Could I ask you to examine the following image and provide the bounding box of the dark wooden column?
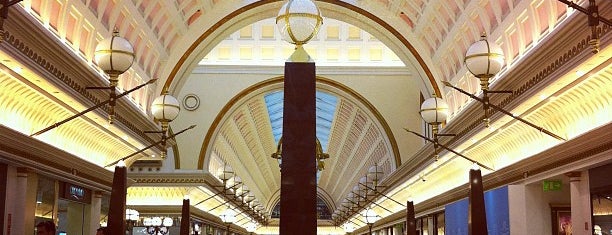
[469,169,488,235]
[107,164,127,235]
[0,163,7,235]
[279,61,317,235]
[180,198,190,235]
[406,200,416,235]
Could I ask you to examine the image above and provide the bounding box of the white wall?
[509,182,571,235]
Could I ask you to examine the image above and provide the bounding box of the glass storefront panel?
[100,193,110,227]
[593,193,612,235]
[34,176,56,224]
[436,213,445,235]
[590,163,612,235]
[57,199,86,235]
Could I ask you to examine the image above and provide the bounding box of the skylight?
[264,90,338,152]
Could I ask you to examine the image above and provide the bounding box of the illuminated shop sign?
[61,182,91,204]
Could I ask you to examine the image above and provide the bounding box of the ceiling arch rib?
[200,76,400,212]
[161,1,441,98]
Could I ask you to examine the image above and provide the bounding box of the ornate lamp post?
[150,93,181,158]
[364,207,379,235]
[143,217,173,235]
[276,0,323,62]
[275,1,323,233]
[419,97,450,161]
[217,164,234,187]
[464,34,505,127]
[93,30,135,124]
[367,164,384,190]
[125,209,139,235]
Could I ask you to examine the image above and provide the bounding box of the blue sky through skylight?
[264,90,338,152]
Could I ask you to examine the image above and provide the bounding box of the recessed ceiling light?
[575,70,585,77]
[13,67,22,73]
[539,94,547,100]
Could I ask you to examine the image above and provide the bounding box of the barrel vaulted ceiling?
[21,0,583,105]
[9,0,610,229]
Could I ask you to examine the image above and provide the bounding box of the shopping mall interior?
[0,0,610,234]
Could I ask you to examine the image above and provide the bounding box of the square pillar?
[279,61,317,235]
[469,169,488,235]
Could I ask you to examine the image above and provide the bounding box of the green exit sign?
[543,180,562,191]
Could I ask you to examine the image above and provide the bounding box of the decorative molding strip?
[374,20,611,228]
[383,19,610,192]
[2,9,165,150]
[130,172,214,186]
[3,32,158,145]
[192,64,412,76]
[0,125,115,192]
[133,177,208,184]
[445,24,610,147]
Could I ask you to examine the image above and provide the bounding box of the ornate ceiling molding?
[130,171,213,186]
[162,0,441,97]
[345,9,611,224]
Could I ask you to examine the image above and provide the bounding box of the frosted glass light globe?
[151,94,180,123]
[465,35,505,79]
[276,0,323,45]
[420,97,449,124]
[94,31,134,76]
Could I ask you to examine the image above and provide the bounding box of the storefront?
[33,176,111,235]
[590,163,612,235]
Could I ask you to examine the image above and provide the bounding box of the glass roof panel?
[264,90,338,152]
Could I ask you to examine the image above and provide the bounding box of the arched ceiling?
[10,0,611,231]
[21,0,578,117]
[200,77,399,211]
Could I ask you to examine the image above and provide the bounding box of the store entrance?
[590,162,612,235]
[57,199,87,235]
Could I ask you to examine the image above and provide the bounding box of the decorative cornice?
[130,171,214,186]
[352,12,611,229]
[0,125,115,192]
[3,8,162,150]
[132,177,208,185]
[192,64,412,76]
[383,14,610,194]
[443,21,610,149]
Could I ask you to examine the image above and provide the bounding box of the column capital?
[17,167,30,177]
[564,171,581,178]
